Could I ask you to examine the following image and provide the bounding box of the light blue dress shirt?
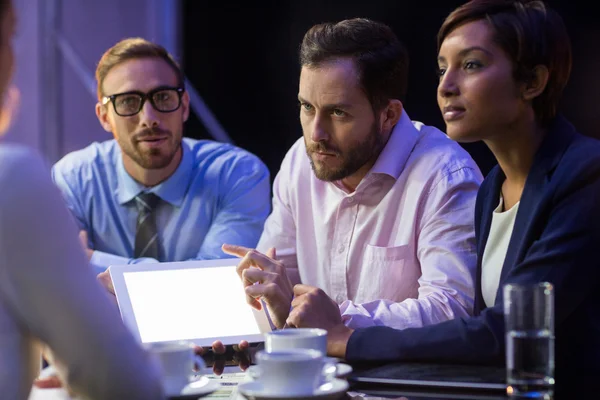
[51,138,271,272]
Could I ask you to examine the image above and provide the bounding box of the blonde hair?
[95,37,184,100]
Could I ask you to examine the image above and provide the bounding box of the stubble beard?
[307,122,384,182]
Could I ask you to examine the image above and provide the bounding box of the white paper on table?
[204,371,250,400]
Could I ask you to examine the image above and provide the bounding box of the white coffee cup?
[265,328,328,355]
[145,341,206,394]
[250,349,334,396]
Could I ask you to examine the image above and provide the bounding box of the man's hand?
[286,284,343,330]
[286,284,354,358]
[194,340,250,376]
[34,347,76,397]
[33,374,62,389]
[97,268,115,297]
[33,374,76,397]
[222,244,294,329]
[78,230,94,261]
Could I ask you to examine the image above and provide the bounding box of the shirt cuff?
[90,251,132,272]
[339,300,377,329]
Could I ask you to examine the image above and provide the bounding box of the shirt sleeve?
[90,251,158,272]
[52,163,158,272]
[50,160,88,232]
[256,148,300,276]
[92,160,272,265]
[0,148,164,399]
[194,152,272,260]
[340,166,481,329]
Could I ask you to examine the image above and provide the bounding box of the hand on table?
[194,340,250,375]
[222,244,294,329]
[33,348,76,397]
[286,284,354,358]
[33,375,76,397]
[286,284,343,329]
[33,375,61,389]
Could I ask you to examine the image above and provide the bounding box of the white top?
[0,144,164,400]
[258,112,482,329]
[481,196,520,307]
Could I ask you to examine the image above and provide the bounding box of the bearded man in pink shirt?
[223,18,482,331]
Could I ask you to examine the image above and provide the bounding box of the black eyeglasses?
[102,86,185,117]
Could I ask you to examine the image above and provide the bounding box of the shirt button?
[338,245,345,254]
[347,197,354,204]
[335,294,345,303]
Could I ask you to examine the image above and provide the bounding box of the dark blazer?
[346,116,600,393]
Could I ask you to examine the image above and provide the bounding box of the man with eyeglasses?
[51,37,271,274]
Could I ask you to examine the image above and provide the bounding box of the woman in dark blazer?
[287,0,600,396]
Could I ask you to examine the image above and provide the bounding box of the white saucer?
[238,378,348,400]
[167,375,221,399]
[321,357,352,378]
[248,363,352,380]
[334,363,352,378]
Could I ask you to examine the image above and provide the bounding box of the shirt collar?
[368,110,420,180]
[115,141,194,207]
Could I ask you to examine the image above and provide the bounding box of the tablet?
[349,362,507,393]
[109,258,272,347]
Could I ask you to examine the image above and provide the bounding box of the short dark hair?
[0,0,8,17]
[95,37,184,100]
[0,0,10,42]
[438,0,572,126]
[299,18,409,110]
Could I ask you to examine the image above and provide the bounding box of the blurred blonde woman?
[0,1,164,398]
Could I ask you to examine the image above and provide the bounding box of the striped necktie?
[134,192,161,260]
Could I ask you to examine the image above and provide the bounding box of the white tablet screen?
[111,261,271,346]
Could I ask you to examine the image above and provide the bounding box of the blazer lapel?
[495,116,577,303]
[475,167,503,314]
[496,164,546,292]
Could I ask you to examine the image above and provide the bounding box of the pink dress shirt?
[257,112,482,329]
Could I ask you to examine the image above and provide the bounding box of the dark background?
[181,0,597,179]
